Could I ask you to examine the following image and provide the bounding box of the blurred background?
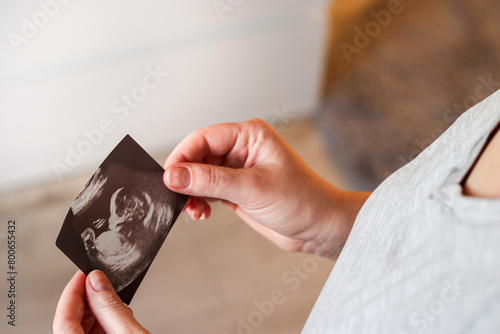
[0,0,499,333]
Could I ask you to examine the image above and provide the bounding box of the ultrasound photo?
[56,135,188,304]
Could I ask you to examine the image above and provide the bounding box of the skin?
[55,119,498,331]
[53,270,149,334]
[54,119,370,332]
[163,119,370,259]
[463,124,500,198]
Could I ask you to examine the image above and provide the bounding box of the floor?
[0,118,350,334]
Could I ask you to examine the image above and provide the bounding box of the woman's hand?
[53,270,150,334]
[164,119,370,259]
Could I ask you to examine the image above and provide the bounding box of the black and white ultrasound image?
[56,135,188,304]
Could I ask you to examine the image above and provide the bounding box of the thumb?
[164,163,258,202]
[86,270,149,334]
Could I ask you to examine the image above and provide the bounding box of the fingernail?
[166,166,191,189]
[89,270,113,292]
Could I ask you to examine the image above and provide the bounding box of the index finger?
[53,270,87,334]
[164,122,243,168]
[164,119,277,170]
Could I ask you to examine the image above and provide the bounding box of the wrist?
[302,184,370,260]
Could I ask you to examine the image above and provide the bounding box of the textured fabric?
[303,89,500,333]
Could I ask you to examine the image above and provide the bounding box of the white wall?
[0,0,329,192]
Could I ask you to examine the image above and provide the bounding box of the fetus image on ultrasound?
[73,165,176,293]
[56,135,188,303]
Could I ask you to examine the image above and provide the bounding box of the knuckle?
[251,118,276,135]
[94,291,123,314]
[187,128,208,147]
[191,127,205,138]
[247,118,270,129]
[246,119,278,144]
[206,166,222,191]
